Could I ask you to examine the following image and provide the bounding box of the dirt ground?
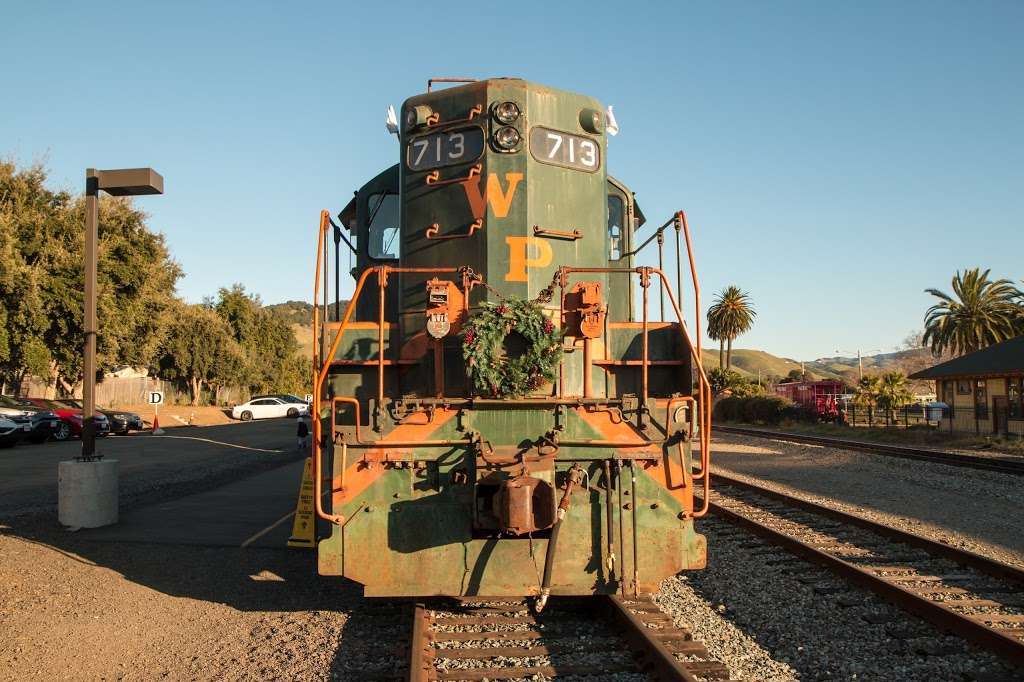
[114,404,238,428]
[0,528,379,681]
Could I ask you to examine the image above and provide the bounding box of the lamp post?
[835,348,882,382]
[81,168,163,461]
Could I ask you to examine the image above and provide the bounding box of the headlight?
[494,126,521,150]
[493,101,520,124]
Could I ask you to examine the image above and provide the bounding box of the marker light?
[494,101,520,124]
[494,126,521,149]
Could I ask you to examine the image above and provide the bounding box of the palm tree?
[706,286,756,370]
[876,371,915,425]
[706,313,726,369]
[853,374,881,424]
[923,269,1023,356]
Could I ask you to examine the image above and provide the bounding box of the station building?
[909,335,1024,437]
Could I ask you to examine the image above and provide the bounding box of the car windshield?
[56,399,82,409]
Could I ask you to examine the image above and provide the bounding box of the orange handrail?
[312,263,463,526]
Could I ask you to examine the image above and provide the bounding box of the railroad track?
[705,472,1024,669]
[407,595,729,681]
[715,425,1024,476]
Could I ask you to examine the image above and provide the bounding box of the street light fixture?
[81,168,163,461]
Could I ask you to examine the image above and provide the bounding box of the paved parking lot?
[0,420,304,520]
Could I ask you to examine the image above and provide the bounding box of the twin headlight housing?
[491,101,521,151]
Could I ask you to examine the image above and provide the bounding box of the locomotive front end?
[313,78,710,598]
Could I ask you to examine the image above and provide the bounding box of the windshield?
[366,193,400,260]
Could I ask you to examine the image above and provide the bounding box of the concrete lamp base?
[58,459,119,529]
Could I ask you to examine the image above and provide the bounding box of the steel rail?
[704,476,1024,667]
[406,596,725,681]
[714,425,1024,476]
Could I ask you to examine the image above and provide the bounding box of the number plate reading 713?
[406,127,485,172]
[529,126,600,172]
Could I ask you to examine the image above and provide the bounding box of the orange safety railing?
[309,208,712,524]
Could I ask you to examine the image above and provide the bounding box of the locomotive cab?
[313,78,711,598]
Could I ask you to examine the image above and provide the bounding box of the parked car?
[53,399,143,435]
[252,394,310,405]
[0,396,60,444]
[19,398,110,441]
[0,416,29,448]
[232,397,310,421]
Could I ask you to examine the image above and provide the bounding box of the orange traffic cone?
[152,414,165,435]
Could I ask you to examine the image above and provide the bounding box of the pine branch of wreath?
[460,297,562,398]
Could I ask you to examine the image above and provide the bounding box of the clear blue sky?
[3,1,1021,360]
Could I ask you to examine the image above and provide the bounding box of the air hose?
[536,463,584,613]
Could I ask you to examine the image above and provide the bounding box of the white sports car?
[231,397,310,421]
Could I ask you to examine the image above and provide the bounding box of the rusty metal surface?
[604,596,702,682]
[707,480,1024,667]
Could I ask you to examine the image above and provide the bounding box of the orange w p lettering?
[462,172,523,219]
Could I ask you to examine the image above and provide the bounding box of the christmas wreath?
[461,297,561,398]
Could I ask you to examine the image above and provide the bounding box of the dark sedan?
[19,398,110,441]
[0,416,29,447]
[0,396,60,444]
[53,400,143,435]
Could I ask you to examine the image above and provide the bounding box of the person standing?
[296,416,309,450]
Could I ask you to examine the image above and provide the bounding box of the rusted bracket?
[427,103,483,128]
[426,219,483,240]
[425,163,481,187]
[533,225,581,240]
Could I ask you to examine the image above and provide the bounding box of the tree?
[706,286,756,370]
[155,303,243,405]
[876,371,915,424]
[214,284,305,396]
[706,313,726,369]
[923,269,1022,357]
[0,162,69,390]
[0,160,181,393]
[854,374,881,424]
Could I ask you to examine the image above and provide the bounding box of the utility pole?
[836,348,882,382]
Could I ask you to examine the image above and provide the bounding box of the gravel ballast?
[709,432,1024,569]
[656,517,1020,681]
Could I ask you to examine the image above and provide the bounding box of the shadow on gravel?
[2,517,358,612]
[710,440,1024,558]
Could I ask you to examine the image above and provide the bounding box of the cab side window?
[367,193,400,260]
[608,194,625,260]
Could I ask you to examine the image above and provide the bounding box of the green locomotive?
[311,77,712,602]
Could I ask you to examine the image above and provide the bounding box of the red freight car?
[774,380,846,418]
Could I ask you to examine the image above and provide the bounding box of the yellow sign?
[505,236,553,282]
[287,458,316,549]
